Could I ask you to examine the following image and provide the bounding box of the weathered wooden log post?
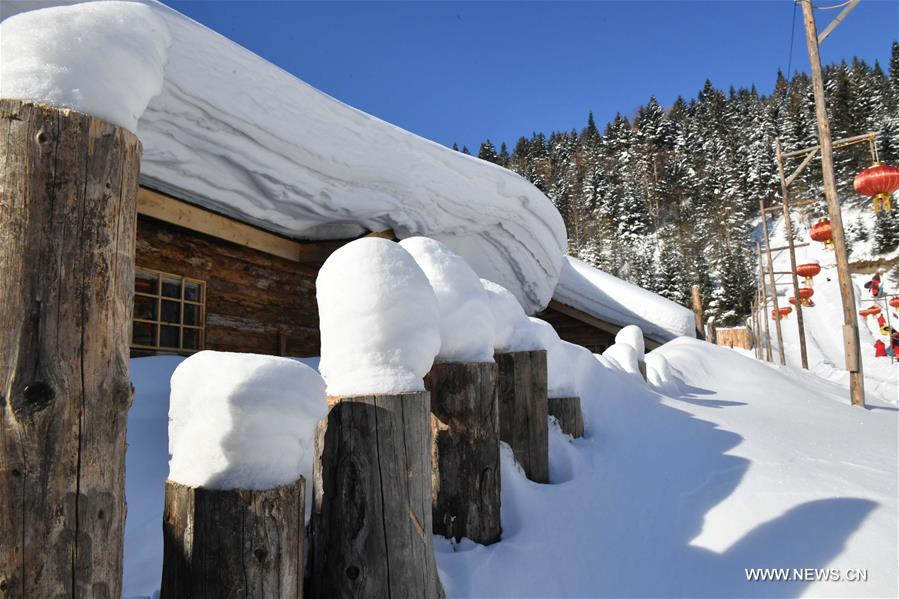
[691,284,706,340]
[311,393,443,598]
[161,479,306,598]
[548,397,585,438]
[496,350,549,483]
[426,361,502,544]
[0,100,140,597]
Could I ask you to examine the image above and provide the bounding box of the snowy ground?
[125,339,897,597]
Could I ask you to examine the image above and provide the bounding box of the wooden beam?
[138,186,395,264]
[547,300,664,350]
[817,0,860,44]
[760,243,810,252]
[785,148,819,188]
[782,131,878,159]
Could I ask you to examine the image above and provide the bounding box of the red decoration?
[789,287,815,307]
[874,340,887,358]
[869,304,882,315]
[772,306,792,320]
[795,263,821,285]
[809,218,833,249]
[854,163,899,213]
[890,297,899,309]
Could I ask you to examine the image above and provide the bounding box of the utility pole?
[759,203,786,366]
[799,0,865,406]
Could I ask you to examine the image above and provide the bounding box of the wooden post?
[706,317,718,345]
[0,100,140,597]
[757,242,774,362]
[691,285,705,340]
[161,478,305,599]
[759,203,786,365]
[548,397,584,438]
[496,350,549,484]
[800,0,865,406]
[775,139,810,369]
[310,392,443,598]
[426,362,501,545]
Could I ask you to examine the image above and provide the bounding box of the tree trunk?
[0,99,140,598]
[310,392,443,598]
[161,478,305,599]
[495,351,548,483]
[548,397,584,438]
[425,361,501,545]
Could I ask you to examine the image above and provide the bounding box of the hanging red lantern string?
[809,218,833,249]
[854,163,899,213]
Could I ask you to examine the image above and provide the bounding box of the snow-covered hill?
[123,338,897,598]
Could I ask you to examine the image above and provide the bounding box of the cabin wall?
[536,307,617,353]
[135,215,320,356]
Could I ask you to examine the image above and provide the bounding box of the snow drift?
[0,0,567,313]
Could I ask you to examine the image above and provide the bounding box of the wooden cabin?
[131,186,665,358]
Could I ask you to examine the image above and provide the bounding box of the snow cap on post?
[480,278,530,353]
[615,325,645,361]
[317,237,441,396]
[0,1,171,133]
[400,236,495,363]
[168,351,327,490]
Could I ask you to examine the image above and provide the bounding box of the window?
[132,268,206,354]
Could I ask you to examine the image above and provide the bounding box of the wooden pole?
[775,140,810,369]
[548,397,584,438]
[426,362,501,545]
[310,392,443,598]
[0,100,140,597]
[691,285,706,340]
[800,0,865,406]
[759,202,786,365]
[161,478,305,599]
[757,242,774,362]
[496,351,549,484]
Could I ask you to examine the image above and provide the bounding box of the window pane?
[183,303,199,326]
[184,281,202,302]
[160,326,180,348]
[162,277,181,299]
[161,300,181,324]
[135,271,158,295]
[182,328,199,350]
[132,322,156,346]
[134,296,157,320]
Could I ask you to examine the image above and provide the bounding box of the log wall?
[714,327,754,350]
[135,215,320,356]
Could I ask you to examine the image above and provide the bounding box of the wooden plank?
[547,300,664,350]
[548,397,584,438]
[0,99,140,597]
[138,186,396,264]
[781,131,878,159]
[426,362,501,545]
[760,243,810,252]
[310,392,443,598]
[161,478,305,599]
[496,351,549,484]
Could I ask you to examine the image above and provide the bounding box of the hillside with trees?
[464,42,899,325]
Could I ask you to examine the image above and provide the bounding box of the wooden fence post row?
[0,100,140,597]
[161,479,306,599]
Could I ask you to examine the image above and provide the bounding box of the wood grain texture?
[161,479,305,599]
[495,351,549,484]
[548,397,584,439]
[310,392,443,599]
[0,99,140,598]
[425,362,501,544]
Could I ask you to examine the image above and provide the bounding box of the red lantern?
[854,163,899,213]
[795,262,821,285]
[772,306,793,320]
[789,287,815,307]
[859,308,870,318]
[869,304,882,316]
[890,297,899,309]
[810,218,833,249]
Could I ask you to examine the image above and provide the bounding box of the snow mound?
[2,0,567,313]
[317,237,440,396]
[602,342,643,379]
[168,351,326,491]
[0,1,170,133]
[615,324,645,360]
[400,237,495,363]
[554,256,696,342]
[480,278,532,353]
[644,352,680,394]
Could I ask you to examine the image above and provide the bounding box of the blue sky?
[163,1,897,151]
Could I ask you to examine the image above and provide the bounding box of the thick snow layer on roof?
[554,256,696,342]
[0,0,566,313]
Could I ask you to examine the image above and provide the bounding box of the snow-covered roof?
[553,257,697,343]
[1,0,566,313]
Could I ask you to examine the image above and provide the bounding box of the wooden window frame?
[131,267,207,354]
